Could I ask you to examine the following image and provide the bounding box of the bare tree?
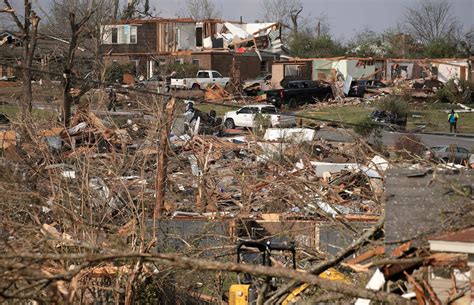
[289,6,303,34]
[46,0,119,123]
[62,11,95,127]
[261,0,303,32]
[2,0,40,118]
[403,0,460,43]
[182,0,221,20]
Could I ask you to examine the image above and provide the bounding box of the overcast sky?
[8,0,474,41]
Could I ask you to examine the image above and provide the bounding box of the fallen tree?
[265,211,386,304]
[1,249,413,304]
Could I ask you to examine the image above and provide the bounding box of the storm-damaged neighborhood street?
[0,0,473,304]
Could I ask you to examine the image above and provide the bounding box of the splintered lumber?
[183,135,242,161]
[204,84,232,101]
[0,130,16,149]
[345,246,385,266]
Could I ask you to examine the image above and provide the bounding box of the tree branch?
[2,0,25,33]
[1,250,413,304]
[265,211,385,304]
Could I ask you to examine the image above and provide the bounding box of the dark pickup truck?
[266,80,333,108]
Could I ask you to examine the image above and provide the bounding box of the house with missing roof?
[99,18,290,80]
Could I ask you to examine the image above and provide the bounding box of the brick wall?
[103,52,279,81]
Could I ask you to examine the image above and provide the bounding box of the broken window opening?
[260,60,268,72]
[111,28,118,44]
[195,27,203,47]
[284,64,303,77]
[192,59,200,66]
[130,26,137,44]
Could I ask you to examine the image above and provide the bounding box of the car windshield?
[431,146,447,152]
[261,107,277,114]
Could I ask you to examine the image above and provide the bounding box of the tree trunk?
[62,13,81,127]
[62,11,94,127]
[154,97,176,219]
[2,0,39,118]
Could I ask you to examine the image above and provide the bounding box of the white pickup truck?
[223,104,296,129]
[171,70,230,90]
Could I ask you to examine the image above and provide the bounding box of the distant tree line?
[260,0,473,59]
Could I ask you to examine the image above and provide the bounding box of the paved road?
[381,132,474,150]
[315,129,474,150]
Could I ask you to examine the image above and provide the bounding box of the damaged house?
[271,57,472,86]
[100,18,288,80]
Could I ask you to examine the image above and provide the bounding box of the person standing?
[107,88,117,112]
[448,109,459,133]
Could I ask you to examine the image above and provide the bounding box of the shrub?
[394,134,425,158]
[436,78,471,104]
[105,62,136,83]
[377,96,409,118]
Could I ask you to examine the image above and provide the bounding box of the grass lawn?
[3,93,473,134]
[298,104,474,134]
[299,106,372,126]
[409,108,474,134]
[0,104,57,121]
[195,103,238,116]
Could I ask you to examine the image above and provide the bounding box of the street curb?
[419,132,474,139]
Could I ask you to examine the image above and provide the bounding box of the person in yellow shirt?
[448,109,459,133]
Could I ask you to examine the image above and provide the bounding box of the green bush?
[436,78,471,104]
[377,96,409,118]
[105,62,136,83]
[423,38,458,58]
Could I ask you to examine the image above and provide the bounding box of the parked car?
[347,80,387,97]
[170,70,230,90]
[243,73,272,96]
[243,73,272,88]
[265,80,332,108]
[425,145,471,164]
[223,104,296,129]
[136,75,166,89]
